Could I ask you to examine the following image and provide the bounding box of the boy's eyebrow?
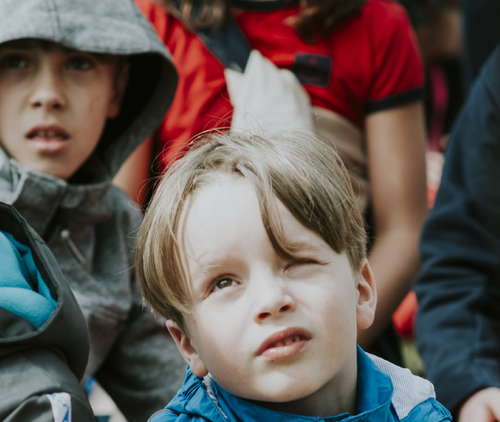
[60,46,87,55]
[191,259,225,280]
[191,243,324,276]
[189,249,249,282]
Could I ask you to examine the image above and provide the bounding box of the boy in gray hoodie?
[0,0,186,420]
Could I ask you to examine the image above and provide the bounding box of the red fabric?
[393,290,418,338]
[136,0,423,167]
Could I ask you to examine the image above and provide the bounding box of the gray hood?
[0,0,178,183]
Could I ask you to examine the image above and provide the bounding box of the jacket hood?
[0,0,178,184]
[0,202,89,381]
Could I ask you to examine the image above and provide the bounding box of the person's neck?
[250,352,358,418]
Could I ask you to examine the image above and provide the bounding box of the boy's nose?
[29,66,67,112]
[253,278,296,322]
[30,90,66,111]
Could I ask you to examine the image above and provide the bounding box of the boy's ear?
[355,259,377,331]
[166,320,209,378]
[106,62,130,119]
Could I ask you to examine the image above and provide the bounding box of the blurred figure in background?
[415,44,500,422]
[461,0,500,94]
[408,0,462,153]
[401,0,462,154]
[391,0,462,346]
[117,0,428,365]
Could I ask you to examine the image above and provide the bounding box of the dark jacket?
[0,0,186,420]
[415,43,500,413]
[149,347,451,422]
[0,202,94,422]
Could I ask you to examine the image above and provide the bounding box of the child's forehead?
[183,178,331,253]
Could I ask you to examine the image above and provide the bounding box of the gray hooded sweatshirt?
[0,0,186,420]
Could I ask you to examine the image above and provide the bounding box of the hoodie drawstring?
[60,229,86,265]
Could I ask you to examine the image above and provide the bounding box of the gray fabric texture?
[0,203,94,422]
[0,1,185,421]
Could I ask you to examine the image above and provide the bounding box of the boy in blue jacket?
[136,131,451,422]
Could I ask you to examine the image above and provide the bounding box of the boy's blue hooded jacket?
[149,347,451,422]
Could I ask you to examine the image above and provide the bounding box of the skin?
[0,40,127,180]
[168,176,377,418]
[357,102,427,347]
[458,388,500,422]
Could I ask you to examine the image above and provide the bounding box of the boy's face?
[0,40,126,179]
[169,176,376,415]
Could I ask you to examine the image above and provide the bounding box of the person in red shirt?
[116,0,427,362]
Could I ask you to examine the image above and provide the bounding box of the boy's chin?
[228,377,322,405]
[247,390,313,405]
[26,164,73,180]
[17,158,83,180]
[243,387,323,416]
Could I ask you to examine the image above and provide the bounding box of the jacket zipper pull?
[60,229,86,265]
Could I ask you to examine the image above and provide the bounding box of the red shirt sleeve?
[365,0,424,113]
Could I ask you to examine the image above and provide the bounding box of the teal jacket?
[149,347,451,422]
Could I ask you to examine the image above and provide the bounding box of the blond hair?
[136,131,366,330]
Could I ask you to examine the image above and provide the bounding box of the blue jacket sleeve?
[415,43,500,414]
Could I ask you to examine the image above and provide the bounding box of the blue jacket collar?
[167,346,394,422]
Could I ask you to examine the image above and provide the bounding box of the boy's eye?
[286,258,317,269]
[0,54,29,69]
[284,258,322,273]
[213,278,236,292]
[66,56,94,71]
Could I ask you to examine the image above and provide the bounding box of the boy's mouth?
[26,125,70,154]
[257,328,311,361]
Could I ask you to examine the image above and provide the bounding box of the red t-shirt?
[136,0,423,165]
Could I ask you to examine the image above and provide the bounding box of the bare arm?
[357,102,427,347]
[113,136,153,207]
